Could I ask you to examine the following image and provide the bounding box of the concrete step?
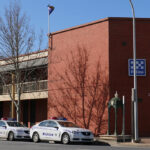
[97,135,131,142]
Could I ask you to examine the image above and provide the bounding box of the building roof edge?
[49,17,150,36]
[51,17,109,35]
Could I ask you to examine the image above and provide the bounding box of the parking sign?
[128,59,146,76]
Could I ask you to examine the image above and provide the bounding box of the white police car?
[0,118,30,141]
[30,117,94,144]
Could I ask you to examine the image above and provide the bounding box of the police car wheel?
[8,132,14,141]
[61,133,70,144]
[32,132,40,143]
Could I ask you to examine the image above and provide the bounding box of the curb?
[95,137,150,148]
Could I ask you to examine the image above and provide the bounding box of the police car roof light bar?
[57,117,67,121]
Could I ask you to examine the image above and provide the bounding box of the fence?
[0,80,48,95]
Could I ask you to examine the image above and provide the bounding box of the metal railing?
[0,80,48,95]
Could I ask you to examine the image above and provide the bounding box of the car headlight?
[16,130,23,133]
[91,132,94,136]
[72,131,80,134]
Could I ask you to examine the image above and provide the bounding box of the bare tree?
[0,1,46,122]
[38,29,44,51]
[49,46,109,134]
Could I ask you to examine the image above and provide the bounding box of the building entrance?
[22,99,47,127]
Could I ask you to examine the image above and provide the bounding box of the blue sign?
[128,59,146,76]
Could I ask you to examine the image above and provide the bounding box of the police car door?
[47,121,60,141]
[38,121,49,140]
[0,121,7,138]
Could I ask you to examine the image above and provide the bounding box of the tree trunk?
[16,105,20,122]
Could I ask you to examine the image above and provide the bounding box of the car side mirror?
[54,126,59,130]
[2,125,7,129]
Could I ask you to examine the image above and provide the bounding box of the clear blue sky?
[0,0,149,50]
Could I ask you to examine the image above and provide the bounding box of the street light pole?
[129,0,139,142]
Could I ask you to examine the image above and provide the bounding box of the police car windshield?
[7,122,24,127]
[58,121,79,128]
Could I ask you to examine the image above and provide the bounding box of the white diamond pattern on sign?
[128,59,146,76]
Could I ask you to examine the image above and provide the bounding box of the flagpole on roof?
[48,6,50,49]
[48,7,50,35]
[48,5,55,35]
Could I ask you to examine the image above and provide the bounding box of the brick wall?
[48,19,109,134]
[48,17,150,136]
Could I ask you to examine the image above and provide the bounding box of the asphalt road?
[0,140,150,150]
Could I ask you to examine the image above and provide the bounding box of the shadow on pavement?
[68,141,110,146]
[93,141,110,146]
[11,140,110,146]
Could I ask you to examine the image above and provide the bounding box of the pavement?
[95,137,150,148]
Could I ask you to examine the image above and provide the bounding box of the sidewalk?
[95,137,150,148]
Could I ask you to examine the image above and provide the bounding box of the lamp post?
[129,0,139,142]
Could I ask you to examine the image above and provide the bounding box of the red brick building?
[48,17,150,137]
[0,17,150,137]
